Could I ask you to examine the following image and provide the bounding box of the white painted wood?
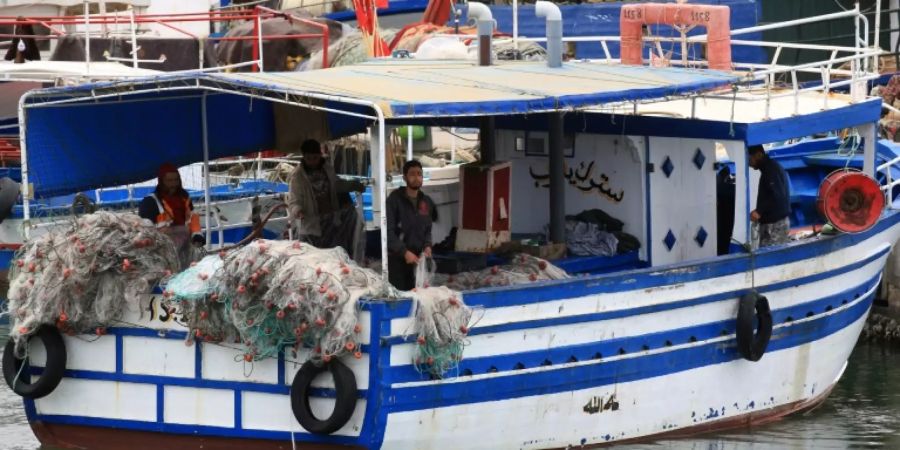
[28,335,116,372]
[201,342,279,384]
[648,137,718,266]
[242,392,367,436]
[284,350,371,390]
[390,250,886,366]
[381,303,867,449]
[498,131,646,244]
[35,379,156,421]
[164,386,234,428]
[390,225,891,339]
[122,336,195,378]
[721,140,749,245]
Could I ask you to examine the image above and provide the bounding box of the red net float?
[816,169,884,233]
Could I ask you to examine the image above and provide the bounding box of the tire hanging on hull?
[736,291,773,362]
[290,359,358,435]
[3,325,66,399]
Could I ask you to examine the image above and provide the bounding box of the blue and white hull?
[20,211,900,449]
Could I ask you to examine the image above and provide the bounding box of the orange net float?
[816,169,884,233]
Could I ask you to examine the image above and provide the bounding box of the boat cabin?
[15,52,883,281]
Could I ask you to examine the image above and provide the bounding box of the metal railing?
[0,4,330,74]
[513,5,879,119]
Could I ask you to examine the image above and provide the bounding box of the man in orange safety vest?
[139,163,205,268]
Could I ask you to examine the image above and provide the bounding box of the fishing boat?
[3,2,897,449]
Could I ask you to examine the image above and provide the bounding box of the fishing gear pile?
[165,240,390,364]
[411,261,472,376]
[434,254,569,291]
[166,240,477,377]
[6,212,179,352]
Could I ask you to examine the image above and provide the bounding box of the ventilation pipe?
[535,1,562,68]
[469,2,494,66]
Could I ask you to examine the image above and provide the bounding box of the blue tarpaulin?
[482,0,765,63]
[23,60,739,198]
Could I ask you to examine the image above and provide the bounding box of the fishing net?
[165,240,393,364]
[302,29,398,70]
[433,253,570,291]
[6,211,179,354]
[165,246,560,377]
[410,257,472,376]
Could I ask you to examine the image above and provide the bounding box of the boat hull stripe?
[384,287,873,412]
[385,273,880,384]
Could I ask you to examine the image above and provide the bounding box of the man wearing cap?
[748,145,791,247]
[287,139,365,256]
[139,163,205,268]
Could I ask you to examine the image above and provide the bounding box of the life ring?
[735,292,772,362]
[3,325,67,399]
[290,359,357,435]
[620,3,732,71]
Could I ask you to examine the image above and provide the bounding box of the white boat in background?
[4,2,900,449]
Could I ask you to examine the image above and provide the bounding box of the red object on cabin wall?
[461,165,488,230]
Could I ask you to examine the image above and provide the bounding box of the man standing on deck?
[287,139,365,256]
[386,160,436,291]
[749,145,791,247]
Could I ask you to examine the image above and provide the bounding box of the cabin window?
[523,131,575,157]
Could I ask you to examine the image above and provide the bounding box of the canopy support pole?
[548,111,565,244]
[371,108,389,284]
[18,93,30,240]
[863,121,876,177]
[201,92,212,249]
[480,117,495,164]
[406,125,414,161]
[84,1,91,75]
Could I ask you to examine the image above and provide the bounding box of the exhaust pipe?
[469,2,494,66]
[535,1,562,68]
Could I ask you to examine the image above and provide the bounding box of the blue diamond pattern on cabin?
[695,227,708,247]
[662,156,674,178]
[693,148,706,170]
[664,230,677,251]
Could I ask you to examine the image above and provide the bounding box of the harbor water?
[2,328,900,449]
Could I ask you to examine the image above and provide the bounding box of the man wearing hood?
[287,139,365,256]
[139,163,205,268]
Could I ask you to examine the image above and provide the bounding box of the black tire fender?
[736,291,773,362]
[290,358,357,435]
[3,325,67,399]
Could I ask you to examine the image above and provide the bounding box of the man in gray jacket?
[287,139,365,255]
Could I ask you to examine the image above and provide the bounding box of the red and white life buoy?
[620,3,732,71]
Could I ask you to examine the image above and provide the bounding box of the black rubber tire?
[290,359,357,435]
[3,325,66,399]
[736,292,773,362]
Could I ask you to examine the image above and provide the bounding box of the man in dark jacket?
[749,145,791,247]
[386,160,435,291]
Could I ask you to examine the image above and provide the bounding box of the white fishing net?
[6,212,179,355]
[165,240,394,364]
